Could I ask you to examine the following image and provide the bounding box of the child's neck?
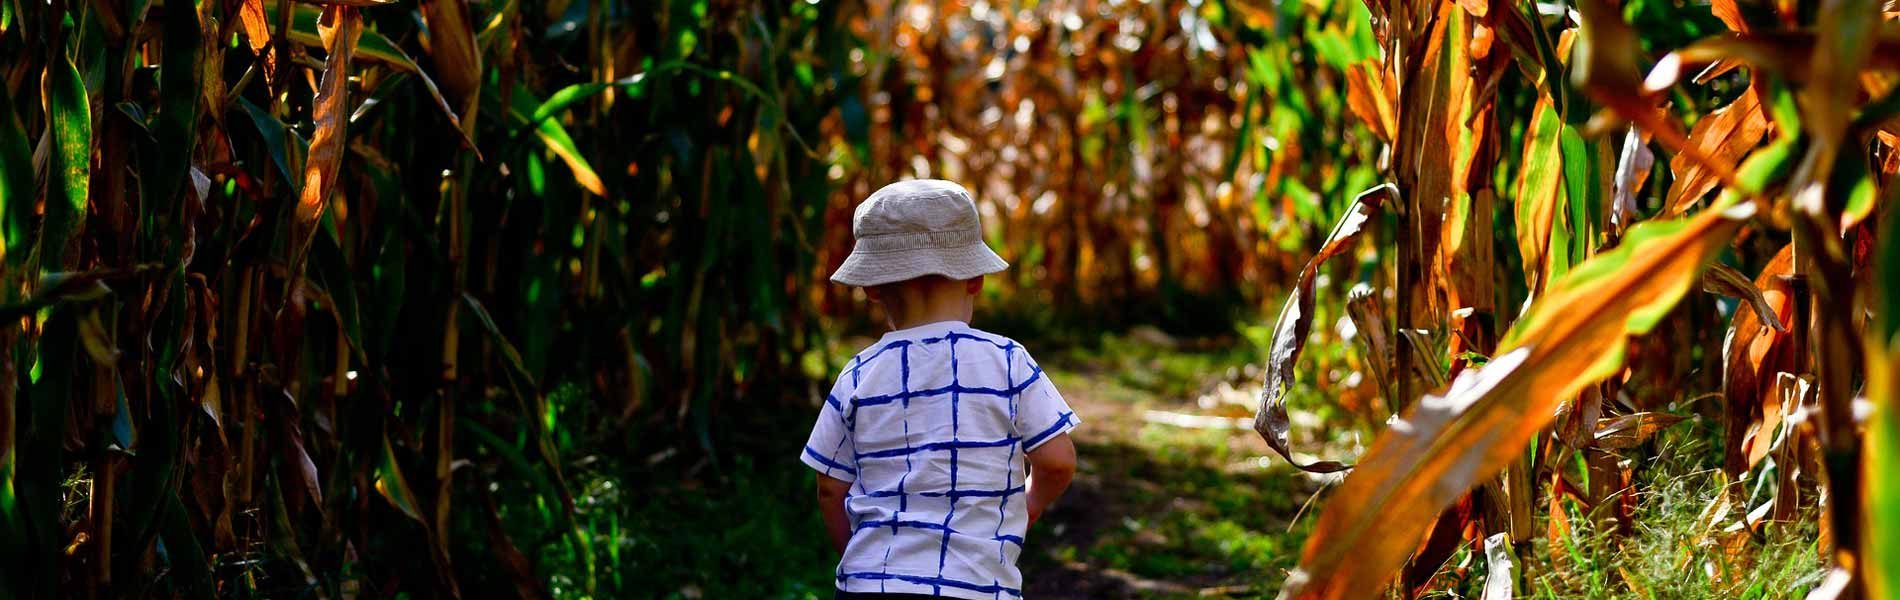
[886,300,973,331]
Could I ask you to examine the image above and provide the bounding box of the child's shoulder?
[946,326,1022,352]
[835,326,1030,372]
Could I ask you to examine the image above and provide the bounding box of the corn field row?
[0,0,1896,597]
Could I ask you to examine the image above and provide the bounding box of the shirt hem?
[837,576,1022,599]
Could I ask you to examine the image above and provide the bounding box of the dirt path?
[1016,338,1330,599]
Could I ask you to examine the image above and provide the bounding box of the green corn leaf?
[1866,178,1900,599]
[524,68,670,127]
[1515,91,1566,294]
[462,292,537,390]
[238,97,306,191]
[41,54,91,270]
[1559,128,1598,268]
[507,84,606,196]
[374,433,424,522]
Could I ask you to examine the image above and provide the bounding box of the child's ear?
[964,277,983,296]
[864,286,886,304]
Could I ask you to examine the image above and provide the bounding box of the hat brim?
[830,242,1009,287]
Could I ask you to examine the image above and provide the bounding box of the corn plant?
[1251,0,1899,596]
[0,0,855,596]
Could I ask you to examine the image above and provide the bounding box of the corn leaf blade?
[288,6,361,275]
[1285,202,1756,599]
[1251,184,1395,474]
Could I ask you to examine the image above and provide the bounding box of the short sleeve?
[800,380,858,482]
[1011,349,1079,452]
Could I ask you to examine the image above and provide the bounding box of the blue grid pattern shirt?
[801,320,1079,599]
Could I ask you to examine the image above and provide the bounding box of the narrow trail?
[1014,334,1333,599]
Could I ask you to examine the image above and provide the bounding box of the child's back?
[803,179,1078,599]
[804,321,1077,598]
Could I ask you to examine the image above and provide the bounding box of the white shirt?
[801,321,1079,599]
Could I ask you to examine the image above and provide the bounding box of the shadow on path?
[1018,362,1333,599]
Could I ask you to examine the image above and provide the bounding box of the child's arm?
[1023,432,1076,526]
[815,473,853,554]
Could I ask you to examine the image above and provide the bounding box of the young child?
[802,179,1079,600]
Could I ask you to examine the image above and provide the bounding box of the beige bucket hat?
[830,179,1009,287]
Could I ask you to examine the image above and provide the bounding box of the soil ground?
[1016,333,1335,599]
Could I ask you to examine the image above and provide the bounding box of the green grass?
[627,459,837,599]
[1526,424,1827,599]
[548,453,836,600]
[1048,329,1259,402]
[1415,419,1829,600]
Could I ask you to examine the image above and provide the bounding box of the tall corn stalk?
[0,0,852,595]
[1253,0,1899,596]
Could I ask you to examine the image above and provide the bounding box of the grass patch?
[1527,427,1827,599]
[1421,420,1829,599]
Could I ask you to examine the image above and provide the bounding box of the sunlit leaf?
[263,1,475,152]
[40,54,90,270]
[287,6,361,277]
[1831,138,1879,232]
[1558,124,1600,271]
[525,73,653,127]
[1668,87,1768,215]
[1344,60,1395,142]
[508,84,606,196]
[374,433,423,521]
[1285,202,1756,599]
[1252,184,1394,474]
[1702,261,1785,333]
[1866,184,1900,599]
[1709,0,1751,32]
[1515,91,1564,295]
[237,0,275,86]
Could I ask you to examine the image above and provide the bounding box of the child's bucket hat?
[830,179,1009,287]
